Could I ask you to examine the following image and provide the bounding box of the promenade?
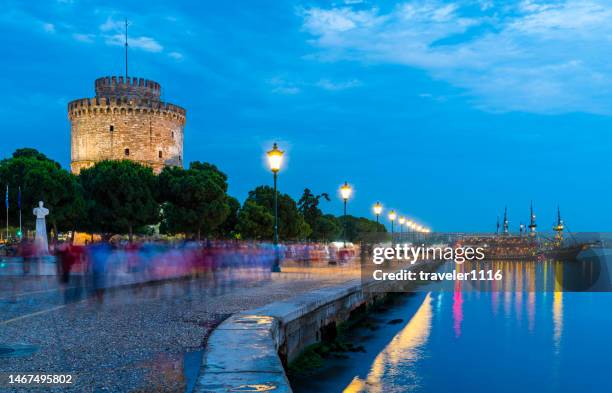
[0,255,360,392]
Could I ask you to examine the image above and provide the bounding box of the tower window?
[171,131,174,138]
[159,151,163,158]
[124,148,130,156]
[109,125,114,132]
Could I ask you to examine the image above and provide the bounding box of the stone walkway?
[0,263,359,392]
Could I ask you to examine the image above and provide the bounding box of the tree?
[339,215,387,243]
[79,160,159,241]
[235,200,274,240]
[0,148,86,241]
[216,195,240,238]
[313,214,342,242]
[239,186,310,241]
[158,162,229,239]
[12,148,61,168]
[298,188,335,241]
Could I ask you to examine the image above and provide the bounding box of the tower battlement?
[68,97,186,123]
[95,76,161,100]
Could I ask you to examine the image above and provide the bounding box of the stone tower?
[68,76,185,174]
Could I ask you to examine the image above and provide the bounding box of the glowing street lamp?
[267,142,284,272]
[399,216,405,237]
[388,210,396,235]
[340,182,352,247]
[373,202,383,224]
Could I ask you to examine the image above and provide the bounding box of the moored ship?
[459,205,588,261]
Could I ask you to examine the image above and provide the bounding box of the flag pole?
[18,186,22,240]
[5,185,8,242]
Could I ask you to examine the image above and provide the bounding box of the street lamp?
[399,216,405,239]
[267,142,284,272]
[388,210,396,238]
[373,202,383,224]
[340,182,352,247]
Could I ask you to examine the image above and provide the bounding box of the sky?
[1,0,611,232]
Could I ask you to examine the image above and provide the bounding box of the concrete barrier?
[195,262,435,393]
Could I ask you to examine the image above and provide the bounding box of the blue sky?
[1,0,611,232]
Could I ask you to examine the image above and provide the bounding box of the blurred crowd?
[7,239,358,303]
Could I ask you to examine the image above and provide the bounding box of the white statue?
[33,201,49,255]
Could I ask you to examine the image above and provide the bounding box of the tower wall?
[69,77,185,174]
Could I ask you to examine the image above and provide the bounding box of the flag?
[4,185,7,209]
[17,186,21,210]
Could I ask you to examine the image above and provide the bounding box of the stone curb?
[194,262,435,393]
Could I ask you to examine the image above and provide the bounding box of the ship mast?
[503,206,509,236]
[553,205,564,243]
[528,201,537,238]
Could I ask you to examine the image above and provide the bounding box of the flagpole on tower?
[125,18,129,79]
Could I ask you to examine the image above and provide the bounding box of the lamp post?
[267,142,284,272]
[388,210,396,244]
[340,182,352,248]
[373,202,382,224]
[406,220,413,242]
[399,216,405,241]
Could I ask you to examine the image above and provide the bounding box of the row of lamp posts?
[265,142,430,272]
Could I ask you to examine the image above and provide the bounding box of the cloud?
[98,16,163,52]
[316,78,362,90]
[268,77,301,95]
[168,51,183,60]
[105,34,163,52]
[99,16,123,32]
[42,23,55,33]
[302,7,381,33]
[300,0,612,115]
[73,33,94,43]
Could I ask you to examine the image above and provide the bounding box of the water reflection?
[332,257,612,393]
[553,262,564,352]
[343,293,433,393]
[452,286,462,338]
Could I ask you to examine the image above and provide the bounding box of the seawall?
[194,261,436,392]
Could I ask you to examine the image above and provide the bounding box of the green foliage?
[298,188,336,241]
[158,162,229,239]
[0,148,86,237]
[236,200,274,240]
[217,195,240,238]
[238,185,310,241]
[339,215,387,242]
[12,148,61,168]
[79,160,159,239]
[313,214,342,242]
[297,188,330,224]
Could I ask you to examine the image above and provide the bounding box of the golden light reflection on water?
[528,262,536,332]
[553,262,564,353]
[343,293,433,393]
[341,259,573,392]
